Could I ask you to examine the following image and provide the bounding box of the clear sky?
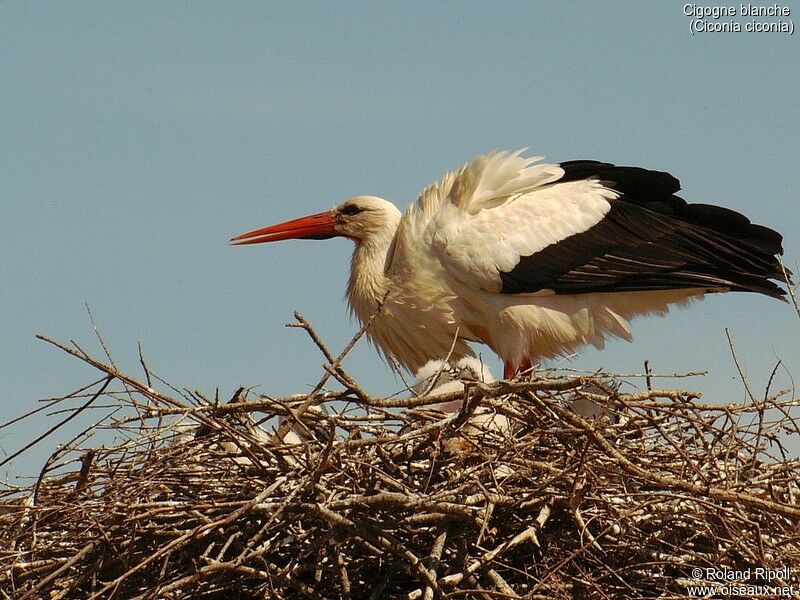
[2,2,798,478]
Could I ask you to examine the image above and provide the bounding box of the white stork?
[411,357,511,454]
[232,150,786,378]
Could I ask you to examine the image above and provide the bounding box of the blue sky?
[2,2,798,478]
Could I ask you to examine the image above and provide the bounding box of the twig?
[5,325,799,599]
[0,376,112,469]
[18,542,97,600]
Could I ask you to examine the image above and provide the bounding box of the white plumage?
[413,357,616,423]
[412,356,496,408]
[411,357,510,444]
[232,150,785,377]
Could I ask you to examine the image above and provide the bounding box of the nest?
[2,313,799,599]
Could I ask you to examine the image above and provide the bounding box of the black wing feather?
[499,161,787,298]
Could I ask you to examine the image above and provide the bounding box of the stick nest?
[2,315,799,599]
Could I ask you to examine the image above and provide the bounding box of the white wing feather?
[390,150,617,293]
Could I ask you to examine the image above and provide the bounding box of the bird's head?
[231,196,401,246]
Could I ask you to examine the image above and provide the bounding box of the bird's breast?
[348,271,473,372]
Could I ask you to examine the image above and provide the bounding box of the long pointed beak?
[230,211,337,245]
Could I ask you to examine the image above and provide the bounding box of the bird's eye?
[340,205,363,216]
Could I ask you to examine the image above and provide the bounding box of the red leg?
[519,359,532,378]
[504,359,532,380]
[503,361,516,380]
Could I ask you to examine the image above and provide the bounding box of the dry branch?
[1,319,799,599]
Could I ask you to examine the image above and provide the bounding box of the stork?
[412,357,511,455]
[232,150,787,379]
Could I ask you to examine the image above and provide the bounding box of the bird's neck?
[347,228,397,323]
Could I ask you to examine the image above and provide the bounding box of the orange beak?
[230,211,338,246]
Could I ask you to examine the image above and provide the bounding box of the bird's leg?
[519,358,532,379]
[503,359,532,380]
[503,361,516,380]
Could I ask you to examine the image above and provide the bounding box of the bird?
[412,356,497,403]
[411,357,511,452]
[413,357,616,423]
[231,150,787,379]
